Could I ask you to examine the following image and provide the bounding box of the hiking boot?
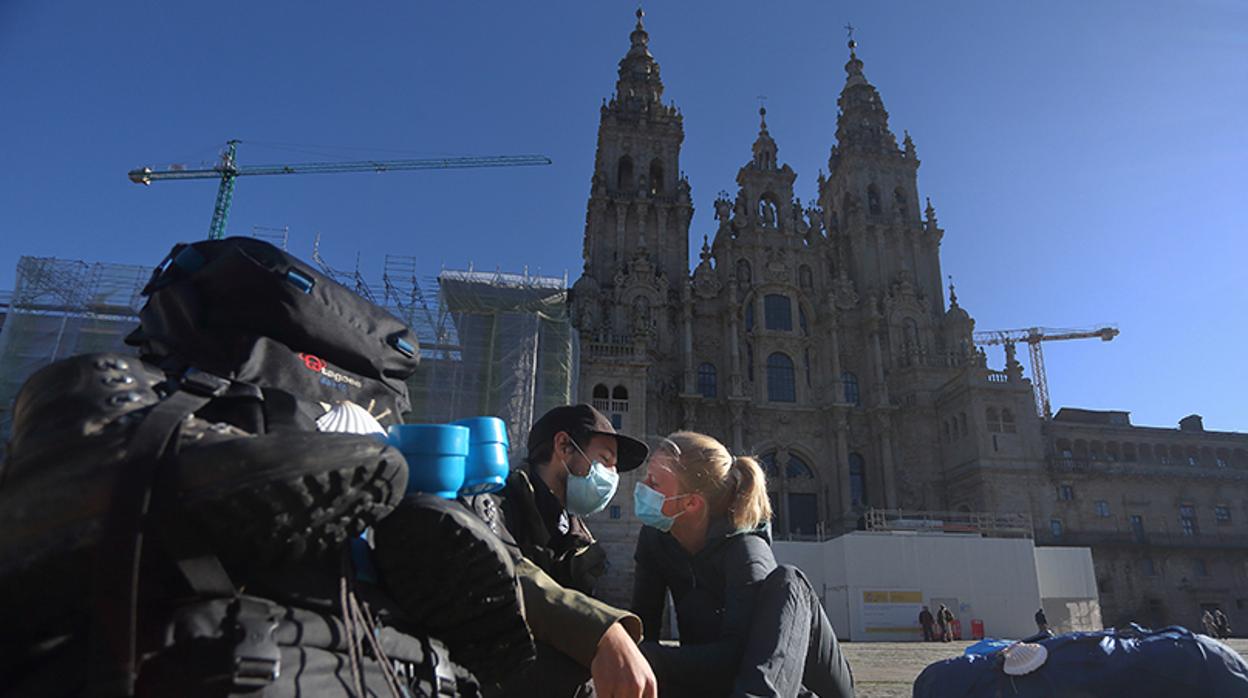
[0,353,409,640]
[372,494,536,685]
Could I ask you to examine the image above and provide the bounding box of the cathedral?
[570,11,1248,631]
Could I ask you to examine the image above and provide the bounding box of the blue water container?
[452,417,510,495]
[387,424,469,498]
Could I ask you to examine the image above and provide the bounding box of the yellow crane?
[974,326,1119,420]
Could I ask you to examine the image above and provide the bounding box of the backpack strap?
[86,368,230,698]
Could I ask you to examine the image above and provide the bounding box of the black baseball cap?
[526,404,649,473]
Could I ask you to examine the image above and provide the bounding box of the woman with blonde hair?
[630,431,854,697]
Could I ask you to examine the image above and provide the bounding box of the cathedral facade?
[570,12,1248,632]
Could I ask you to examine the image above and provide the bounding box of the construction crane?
[974,325,1119,421]
[129,140,552,240]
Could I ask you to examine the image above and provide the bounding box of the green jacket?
[516,557,642,666]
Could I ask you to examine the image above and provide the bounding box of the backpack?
[913,624,1248,698]
[126,237,420,427]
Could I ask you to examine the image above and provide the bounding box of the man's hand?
[590,621,658,698]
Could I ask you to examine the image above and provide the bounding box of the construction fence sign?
[861,590,923,635]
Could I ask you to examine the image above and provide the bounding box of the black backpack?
[126,237,420,428]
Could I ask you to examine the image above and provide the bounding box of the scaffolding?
[0,241,575,463]
[0,257,152,449]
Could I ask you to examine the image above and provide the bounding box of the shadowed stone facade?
[569,12,1248,634]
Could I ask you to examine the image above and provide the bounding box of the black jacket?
[631,518,776,684]
[489,466,607,595]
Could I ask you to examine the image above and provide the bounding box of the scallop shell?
[316,400,387,440]
[1002,642,1048,676]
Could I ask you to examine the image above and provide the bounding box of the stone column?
[727,279,743,396]
[615,202,628,262]
[834,407,852,517]
[681,286,694,394]
[875,412,898,509]
[729,400,746,453]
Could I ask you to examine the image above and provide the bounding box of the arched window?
[617,156,634,191]
[592,383,609,412]
[1002,409,1016,433]
[799,265,813,291]
[1123,443,1138,462]
[849,453,867,507]
[648,159,664,195]
[986,407,1001,433]
[867,184,882,215]
[785,454,814,479]
[697,363,717,399]
[841,371,860,406]
[736,258,752,286]
[767,353,796,402]
[1057,439,1073,458]
[609,385,629,428]
[764,294,793,331]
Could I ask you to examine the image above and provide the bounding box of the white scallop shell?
[1002,642,1048,676]
[316,400,387,439]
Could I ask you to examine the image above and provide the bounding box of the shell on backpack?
[316,400,388,439]
[1002,642,1048,676]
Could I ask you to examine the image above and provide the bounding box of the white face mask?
[564,441,619,516]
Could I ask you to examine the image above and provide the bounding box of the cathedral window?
[1179,504,1198,536]
[1049,519,1063,537]
[649,159,664,195]
[1123,443,1137,462]
[1095,500,1111,518]
[766,352,796,403]
[764,294,793,331]
[841,371,860,406]
[1001,409,1016,433]
[611,385,629,414]
[697,363,717,399]
[1215,506,1232,524]
[592,383,610,412]
[986,408,1001,433]
[849,453,867,507]
[867,185,882,215]
[617,156,634,192]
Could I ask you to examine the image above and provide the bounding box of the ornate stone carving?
[763,247,790,284]
[831,268,859,310]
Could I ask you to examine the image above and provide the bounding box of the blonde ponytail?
[661,431,773,531]
[727,456,772,531]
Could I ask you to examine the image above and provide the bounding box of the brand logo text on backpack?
[298,353,363,390]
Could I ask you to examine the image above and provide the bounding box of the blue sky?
[1,1,1245,430]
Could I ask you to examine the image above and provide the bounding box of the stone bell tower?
[571,9,693,440]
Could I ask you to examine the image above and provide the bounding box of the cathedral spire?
[834,32,898,154]
[751,106,779,170]
[614,7,665,111]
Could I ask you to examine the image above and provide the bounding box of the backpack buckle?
[230,601,281,688]
[180,368,231,398]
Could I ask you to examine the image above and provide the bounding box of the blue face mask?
[634,482,690,532]
[565,442,619,517]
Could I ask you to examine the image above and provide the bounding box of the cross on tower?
[845,23,858,52]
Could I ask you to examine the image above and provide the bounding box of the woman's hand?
[591,621,658,698]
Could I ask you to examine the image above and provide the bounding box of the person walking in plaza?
[919,606,936,642]
[1214,609,1232,639]
[1034,607,1049,635]
[1203,610,1219,637]
[938,604,955,642]
[630,431,855,697]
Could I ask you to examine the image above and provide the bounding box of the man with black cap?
[501,403,648,594]
[483,403,655,698]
